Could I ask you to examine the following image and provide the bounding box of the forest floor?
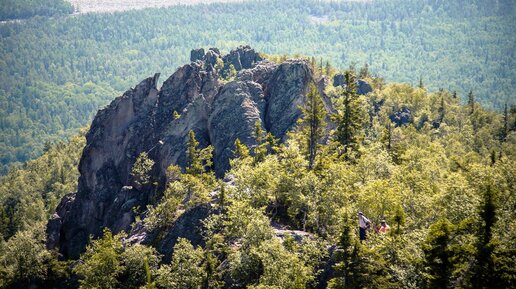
[67,0,247,13]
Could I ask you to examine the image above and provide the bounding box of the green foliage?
[74,228,125,289]
[0,224,52,288]
[0,133,84,240]
[329,214,397,289]
[120,245,161,289]
[333,72,367,157]
[299,82,326,169]
[131,152,155,187]
[156,238,206,289]
[187,130,213,175]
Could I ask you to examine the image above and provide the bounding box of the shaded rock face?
[209,81,266,176]
[148,205,212,263]
[47,47,317,259]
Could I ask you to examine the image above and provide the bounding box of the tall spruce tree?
[422,219,454,289]
[253,121,267,163]
[186,130,213,175]
[472,185,498,289]
[335,71,365,156]
[468,90,475,114]
[300,82,326,170]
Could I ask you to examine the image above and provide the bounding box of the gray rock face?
[265,59,312,138]
[47,47,317,259]
[209,81,266,176]
[52,74,160,258]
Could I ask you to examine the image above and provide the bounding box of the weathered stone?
[265,59,312,139]
[223,45,263,71]
[333,74,345,87]
[209,81,266,176]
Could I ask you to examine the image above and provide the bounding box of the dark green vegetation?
[1,0,515,173]
[0,0,73,21]
[1,60,514,287]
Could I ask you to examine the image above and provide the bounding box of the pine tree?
[418,75,424,89]
[472,185,498,289]
[325,60,332,76]
[186,130,213,175]
[335,71,364,156]
[131,152,155,187]
[233,138,249,159]
[500,103,508,142]
[300,82,326,170]
[438,95,445,123]
[253,121,267,163]
[329,213,394,289]
[187,130,202,175]
[422,219,454,289]
[468,90,475,114]
[359,63,369,78]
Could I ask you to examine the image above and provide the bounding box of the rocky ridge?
[47,46,323,259]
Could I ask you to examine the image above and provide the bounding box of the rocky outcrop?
[333,73,373,95]
[47,47,321,259]
[223,45,263,71]
[48,74,161,258]
[357,79,373,95]
[190,48,205,62]
[390,107,412,127]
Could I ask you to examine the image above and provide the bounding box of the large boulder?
[357,79,373,95]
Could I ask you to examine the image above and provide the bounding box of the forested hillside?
[0,56,514,287]
[0,0,73,21]
[0,0,514,174]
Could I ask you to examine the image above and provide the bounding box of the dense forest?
[0,54,514,287]
[0,0,73,21]
[0,0,514,174]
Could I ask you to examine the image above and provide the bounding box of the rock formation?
[47,46,321,259]
[333,73,373,95]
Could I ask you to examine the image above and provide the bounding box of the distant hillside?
[0,0,73,21]
[68,0,246,13]
[0,0,514,174]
